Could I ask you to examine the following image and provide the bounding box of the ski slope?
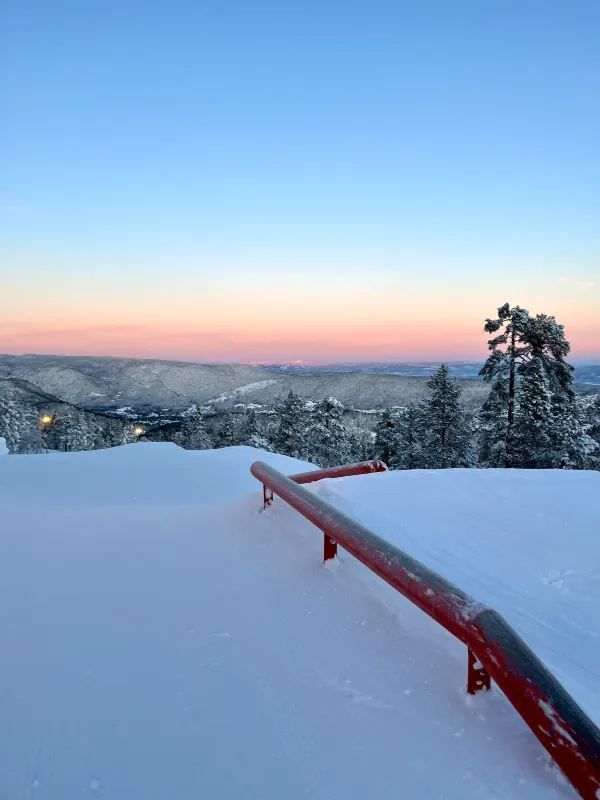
[0,443,598,799]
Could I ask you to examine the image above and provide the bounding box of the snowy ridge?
[1,444,599,798]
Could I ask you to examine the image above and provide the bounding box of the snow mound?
[1,444,598,799]
[0,443,314,507]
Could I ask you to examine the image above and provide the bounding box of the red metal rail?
[290,459,388,484]
[260,459,388,509]
[251,460,600,800]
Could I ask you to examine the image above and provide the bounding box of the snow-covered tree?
[119,423,143,445]
[374,405,425,469]
[346,426,373,462]
[394,404,427,469]
[548,392,597,469]
[271,390,307,458]
[421,365,471,468]
[480,304,578,467]
[585,394,600,469]
[179,411,212,450]
[0,398,34,453]
[239,409,269,450]
[0,398,45,454]
[511,355,553,467]
[214,415,235,448]
[477,380,509,467]
[374,408,400,466]
[305,396,351,467]
[480,304,531,462]
[0,397,21,452]
[50,408,97,451]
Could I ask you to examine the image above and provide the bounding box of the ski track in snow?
[0,444,598,799]
[207,379,280,405]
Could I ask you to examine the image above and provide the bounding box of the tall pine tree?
[479,303,586,468]
[271,390,306,458]
[422,365,470,468]
[477,379,509,467]
[511,355,553,467]
[374,408,400,466]
[305,396,350,467]
[480,304,531,464]
[394,403,426,469]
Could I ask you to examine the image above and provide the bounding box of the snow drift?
[0,443,598,799]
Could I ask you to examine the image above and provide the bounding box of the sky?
[1,0,599,363]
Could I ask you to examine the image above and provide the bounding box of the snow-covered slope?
[0,445,598,799]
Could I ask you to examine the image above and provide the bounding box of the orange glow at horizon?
[2,277,599,363]
[1,314,599,363]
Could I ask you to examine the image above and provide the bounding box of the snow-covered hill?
[1,444,598,799]
[0,354,489,410]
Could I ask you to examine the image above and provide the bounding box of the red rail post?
[467,648,491,694]
[293,461,387,562]
[324,534,337,562]
[263,484,273,510]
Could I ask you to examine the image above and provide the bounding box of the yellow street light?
[134,426,144,437]
[40,415,54,425]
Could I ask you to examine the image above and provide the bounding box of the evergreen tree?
[239,409,269,449]
[180,410,212,450]
[394,404,426,469]
[374,408,400,465]
[271,390,306,458]
[0,399,45,454]
[120,423,143,445]
[100,418,129,447]
[214,415,235,448]
[511,355,553,467]
[477,379,509,467]
[422,365,470,468]
[549,392,597,469]
[586,394,600,469]
[0,397,28,453]
[480,304,531,463]
[480,304,578,467]
[347,427,373,462]
[305,396,350,467]
[50,408,96,451]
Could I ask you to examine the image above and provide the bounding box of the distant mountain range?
[0,355,597,417]
[266,361,600,387]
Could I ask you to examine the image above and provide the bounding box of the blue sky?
[2,0,599,361]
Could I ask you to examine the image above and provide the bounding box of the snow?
[0,443,313,507]
[0,436,7,455]
[208,378,280,404]
[0,445,598,799]
[314,468,600,728]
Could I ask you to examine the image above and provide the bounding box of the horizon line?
[1,351,599,367]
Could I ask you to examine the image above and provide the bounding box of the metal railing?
[251,459,600,800]
[260,459,387,511]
